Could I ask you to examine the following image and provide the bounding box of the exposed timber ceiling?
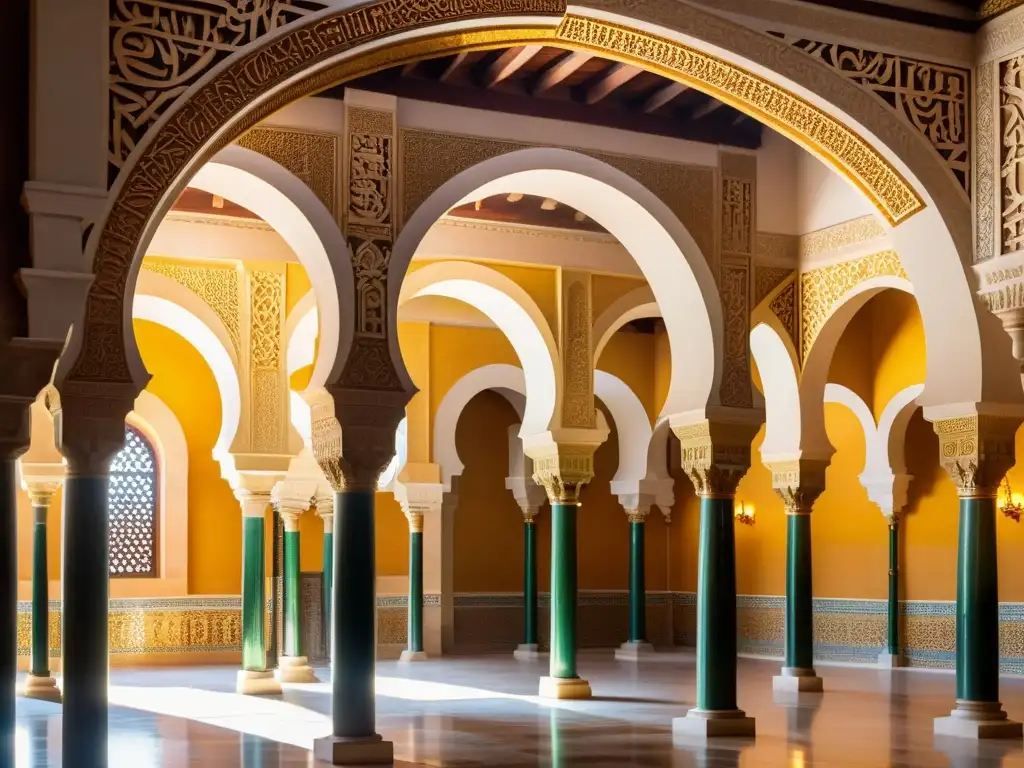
[334,46,763,150]
[448,194,608,234]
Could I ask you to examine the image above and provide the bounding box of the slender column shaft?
[332,489,377,737]
[549,502,579,680]
[323,527,333,645]
[628,519,646,643]
[0,460,16,765]
[956,497,999,703]
[283,527,301,658]
[887,520,899,656]
[408,522,424,654]
[62,471,111,768]
[523,518,538,646]
[695,496,738,711]
[785,512,814,670]
[241,514,268,671]
[30,503,50,677]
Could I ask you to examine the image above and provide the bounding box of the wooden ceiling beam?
[690,98,725,120]
[643,81,689,113]
[533,51,592,94]
[585,62,642,105]
[481,45,543,88]
[439,51,469,82]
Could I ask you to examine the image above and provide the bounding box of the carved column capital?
[931,412,1022,498]
[25,482,61,508]
[625,507,650,524]
[521,504,542,524]
[277,506,305,532]
[404,510,424,533]
[234,489,272,518]
[527,440,601,505]
[671,412,762,498]
[51,379,139,474]
[766,458,828,514]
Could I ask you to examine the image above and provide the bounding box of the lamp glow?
[999,477,1023,523]
[735,501,755,526]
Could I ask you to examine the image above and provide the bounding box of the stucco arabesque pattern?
[978,61,997,263]
[773,36,970,196]
[108,0,327,179]
[1000,57,1024,257]
[719,153,755,409]
[235,127,339,218]
[142,258,241,352]
[249,270,284,453]
[561,280,595,429]
[800,250,906,362]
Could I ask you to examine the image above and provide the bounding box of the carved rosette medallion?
[530,443,598,505]
[766,459,828,514]
[672,418,760,498]
[933,414,1021,498]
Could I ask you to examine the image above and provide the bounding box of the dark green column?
[784,512,814,672]
[282,519,301,658]
[241,507,269,672]
[955,497,999,704]
[550,502,579,679]
[0,459,17,767]
[402,511,425,659]
[523,511,538,647]
[313,487,392,760]
[322,512,333,649]
[627,513,647,644]
[694,496,739,711]
[887,517,899,657]
[62,465,113,768]
[29,492,52,679]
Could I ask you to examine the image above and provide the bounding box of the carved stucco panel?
[141,258,241,352]
[235,127,339,219]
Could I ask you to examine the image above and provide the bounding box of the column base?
[514,644,544,660]
[398,650,429,662]
[934,701,1023,740]
[614,641,656,661]
[538,676,592,699]
[237,669,283,695]
[274,656,319,683]
[772,667,823,694]
[672,708,756,739]
[313,734,394,765]
[19,674,61,703]
[877,652,905,668]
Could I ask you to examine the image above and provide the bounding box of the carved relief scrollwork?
[143,259,240,352]
[108,0,326,178]
[1000,57,1024,255]
[249,270,284,453]
[721,179,753,256]
[754,266,793,304]
[769,278,798,346]
[719,264,752,408]
[778,37,970,195]
[235,127,338,217]
[977,61,996,263]
[562,280,594,429]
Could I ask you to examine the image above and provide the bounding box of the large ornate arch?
[400,261,560,436]
[66,0,1001,427]
[394,148,719,417]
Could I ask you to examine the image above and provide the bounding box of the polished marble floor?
[16,650,1024,766]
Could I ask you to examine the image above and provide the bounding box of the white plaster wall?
[148,218,297,263]
[756,130,800,235]
[796,150,874,234]
[260,96,344,134]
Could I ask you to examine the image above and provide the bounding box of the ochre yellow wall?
[598,330,657,423]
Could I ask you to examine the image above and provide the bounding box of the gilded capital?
[25,481,61,508]
[767,458,828,514]
[625,507,649,524]
[529,442,598,504]
[672,417,760,498]
[521,505,542,524]
[932,413,1021,498]
[405,510,424,534]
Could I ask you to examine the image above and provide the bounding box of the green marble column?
[321,511,333,650]
[0,458,16,766]
[522,509,539,649]
[314,488,393,764]
[887,517,899,657]
[236,492,280,695]
[21,485,61,701]
[401,510,426,661]
[628,512,647,643]
[957,497,999,703]
[275,508,317,682]
[773,501,822,693]
[62,465,113,767]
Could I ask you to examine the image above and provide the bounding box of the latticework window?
[108,426,158,578]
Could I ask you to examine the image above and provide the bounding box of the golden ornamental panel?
[977,60,997,263]
[769,278,798,345]
[799,216,887,260]
[142,259,241,353]
[813,613,886,648]
[754,266,794,305]
[377,607,407,645]
[561,279,595,429]
[554,15,924,226]
[719,263,752,407]
[800,250,906,361]
[235,127,339,219]
[904,615,956,652]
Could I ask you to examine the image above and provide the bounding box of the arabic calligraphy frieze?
[774,35,970,195]
[109,0,326,180]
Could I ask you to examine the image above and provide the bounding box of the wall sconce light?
[735,501,755,526]
[999,477,1023,523]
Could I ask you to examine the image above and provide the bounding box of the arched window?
[108,425,159,578]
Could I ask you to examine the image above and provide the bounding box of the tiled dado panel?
[15,596,439,657]
[453,592,673,653]
[673,594,1024,673]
